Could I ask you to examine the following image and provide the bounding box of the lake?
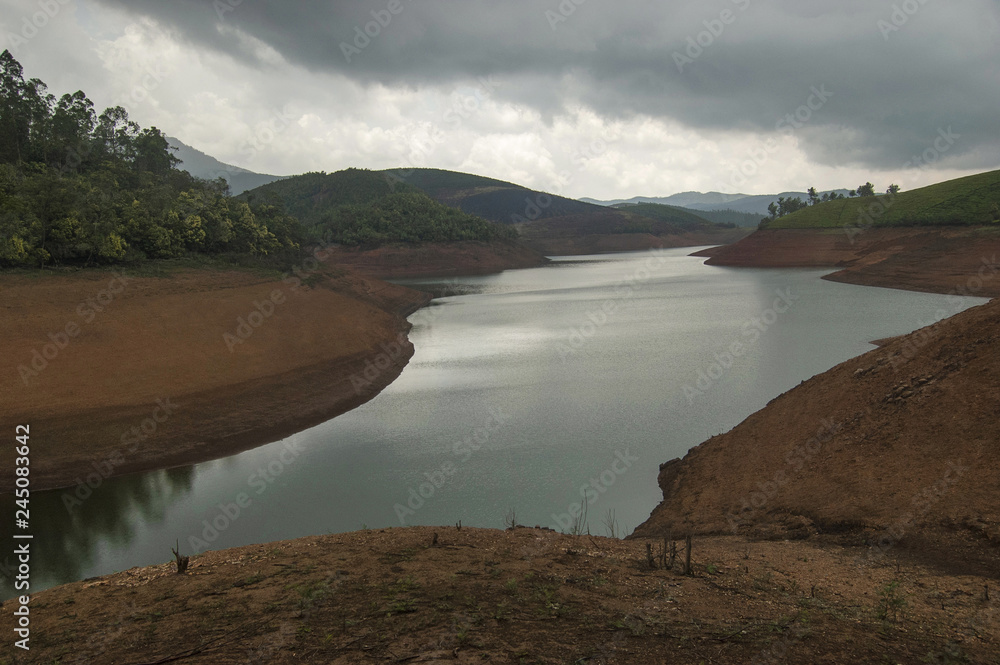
[1,247,988,598]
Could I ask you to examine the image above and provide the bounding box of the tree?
[766,196,808,220]
[857,182,876,197]
[849,190,857,197]
[49,91,96,169]
[807,187,820,206]
[887,184,900,195]
[93,106,139,161]
[133,127,178,175]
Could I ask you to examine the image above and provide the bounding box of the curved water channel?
[1,247,988,598]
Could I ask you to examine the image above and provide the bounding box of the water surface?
[2,248,987,597]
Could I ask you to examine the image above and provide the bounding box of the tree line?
[0,50,301,268]
[1,52,514,270]
[765,182,902,222]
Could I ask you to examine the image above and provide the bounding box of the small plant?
[504,508,518,530]
[504,579,519,594]
[393,575,420,593]
[753,571,773,591]
[602,509,620,539]
[240,572,265,586]
[876,580,907,621]
[923,641,971,664]
[570,499,590,536]
[171,540,189,574]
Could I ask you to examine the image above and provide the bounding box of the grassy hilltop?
[764,170,1000,230]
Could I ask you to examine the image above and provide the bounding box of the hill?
[699,170,1000,294]
[242,169,520,246]
[584,190,851,217]
[633,297,1000,570]
[167,136,285,195]
[383,167,638,225]
[763,170,1000,230]
[240,169,547,276]
[383,168,748,254]
[611,202,737,228]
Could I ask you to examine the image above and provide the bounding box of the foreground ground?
[2,525,997,664]
[0,262,429,491]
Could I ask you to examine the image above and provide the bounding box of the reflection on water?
[2,248,989,599]
[0,466,194,598]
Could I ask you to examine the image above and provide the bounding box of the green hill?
[242,169,517,246]
[380,168,734,240]
[611,202,732,232]
[382,168,620,224]
[764,170,1000,230]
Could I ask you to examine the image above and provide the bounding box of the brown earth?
[632,297,1000,567]
[0,264,430,492]
[3,525,997,664]
[319,240,549,279]
[524,227,751,256]
[695,226,1000,297]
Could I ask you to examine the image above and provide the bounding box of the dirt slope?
[525,227,751,256]
[696,227,1000,296]
[3,526,997,663]
[632,297,1000,569]
[0,265,430,491]
[318,240,548,278]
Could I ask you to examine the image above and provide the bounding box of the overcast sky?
[2,0,998,198]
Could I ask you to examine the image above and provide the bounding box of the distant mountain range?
[582,190,851,217]
[167,137,284,195]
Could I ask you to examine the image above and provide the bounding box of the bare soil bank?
[695,227,1000,297]
[632,297,1000,574]
[319,240,549,279]
[527,228,751,256]
[0,266,430,492]
[4,526,997,663]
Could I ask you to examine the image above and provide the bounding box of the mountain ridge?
[167,136,285,195]
[584,190,852,216]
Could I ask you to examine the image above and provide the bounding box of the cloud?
[85,0,1000,173]
[4,0,997,197]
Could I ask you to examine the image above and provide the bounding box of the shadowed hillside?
[383,168,749,254]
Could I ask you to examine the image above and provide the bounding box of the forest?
[0,50,303,268]
[0,51,511,269]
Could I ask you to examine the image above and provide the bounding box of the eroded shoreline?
[1,266,431,492]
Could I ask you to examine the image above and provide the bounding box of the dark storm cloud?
[92,0,1000,170]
